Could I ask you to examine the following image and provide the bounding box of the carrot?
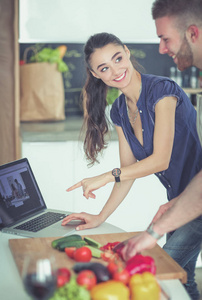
[57,45,67,58]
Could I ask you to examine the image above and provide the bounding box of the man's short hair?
[152,0,202,28]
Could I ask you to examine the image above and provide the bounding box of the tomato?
[57,267,71,287]
[65,247,76,259]
[73,246,92,262]
[107,261,120,275]
[76,270,97,290]
[113,268,130,285]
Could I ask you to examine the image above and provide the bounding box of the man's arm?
[121,170,202,261]
[153,169,202,235]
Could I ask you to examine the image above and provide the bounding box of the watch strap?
[115,176,120,183]
[146,223,163,240]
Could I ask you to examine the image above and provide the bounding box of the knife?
[113,237,132,252]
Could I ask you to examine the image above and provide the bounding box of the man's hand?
[121,232,157,261]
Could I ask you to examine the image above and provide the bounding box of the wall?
[19,0,158,43]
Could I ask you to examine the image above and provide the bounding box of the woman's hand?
[61,212,103,231]
[121,232,157,261]
[67,173,111,199]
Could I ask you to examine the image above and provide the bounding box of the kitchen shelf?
[183,88,202,94]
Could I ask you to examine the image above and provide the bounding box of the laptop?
[0,158,82,238]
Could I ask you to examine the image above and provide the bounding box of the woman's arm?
[62,125,137,229]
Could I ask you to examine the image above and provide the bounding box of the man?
[122,1,202,299]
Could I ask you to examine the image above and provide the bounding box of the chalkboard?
[20,43,191,117]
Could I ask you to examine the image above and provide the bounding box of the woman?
[62,33,202,298]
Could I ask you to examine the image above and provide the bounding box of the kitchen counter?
[0,229,191,300]
[20,116,118,142]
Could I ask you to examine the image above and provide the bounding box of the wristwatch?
[146,223,163,240]
[112,168,121,183]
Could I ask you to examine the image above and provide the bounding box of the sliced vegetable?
[73,262,111,283]
[76,270,97,290]
[56,240,86,252]
[100,241,120,251]
[125,254,156,276]
[84,237,102,248]
[129,272,160,300]
[85,245,103,258]
[90,280,130,300]
[51,234,82,249]
[101,250,120,263]
[74,247,92,262]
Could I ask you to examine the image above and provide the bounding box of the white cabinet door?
[22,141,76,212]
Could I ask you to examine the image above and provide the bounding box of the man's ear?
[90,69,100,79]
[186,25,199,43]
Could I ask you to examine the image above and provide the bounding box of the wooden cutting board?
[9,231,187,283]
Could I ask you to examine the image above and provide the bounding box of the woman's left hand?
[66,173,110,199]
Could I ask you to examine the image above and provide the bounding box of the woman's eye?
[116,56,122,63]
[101,67,108,72]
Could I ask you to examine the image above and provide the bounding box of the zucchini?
[73,262,111,282]
[84,237,102,248]
[56,240,86,251]
[51,234,82,249]
[85,245,103,258]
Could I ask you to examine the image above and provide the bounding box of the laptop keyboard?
[14,212,67,232]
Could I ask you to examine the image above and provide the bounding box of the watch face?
[112,168,121,177]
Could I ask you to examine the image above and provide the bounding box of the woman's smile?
[114,71,126,82]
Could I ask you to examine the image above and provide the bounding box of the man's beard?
[176,35,193,71]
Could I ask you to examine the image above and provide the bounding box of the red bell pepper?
[100,242,120,251]
[125,254,156,276]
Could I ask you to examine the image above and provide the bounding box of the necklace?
[125,73,142,125]
[126,98,139,125]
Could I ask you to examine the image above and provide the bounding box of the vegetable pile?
[50,234,161,300]
[21,45,69,73]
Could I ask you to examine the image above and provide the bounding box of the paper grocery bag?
[20,62,65,121]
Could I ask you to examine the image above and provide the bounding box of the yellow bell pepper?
[129,272,160,300]
[91,280,130,300]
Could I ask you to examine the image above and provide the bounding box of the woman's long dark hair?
[83,33,125,165]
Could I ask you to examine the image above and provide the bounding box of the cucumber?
[51,234,82,249]
[56,240,86,251]
[85,245,103,258]
[84,237,102,248]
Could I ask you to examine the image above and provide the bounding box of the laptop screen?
[0,158,46,228]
